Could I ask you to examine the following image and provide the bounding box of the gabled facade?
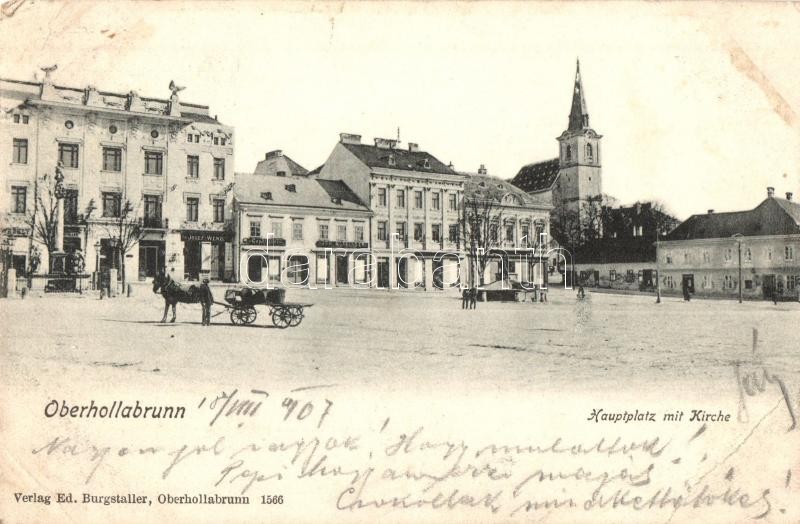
[658,188,800,300]
[232,171,371,287]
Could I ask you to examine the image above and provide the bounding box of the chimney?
[408,142,419,152]
[707,209,714,215]
[767,186,775,198]
[339,133,361,144]
[374,137,397,149]
[265,150,283,159]
[786,192,793,201]
[478,164,487,175]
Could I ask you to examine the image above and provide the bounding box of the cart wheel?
[231,306,257,325]
[272,307,291,329]
[288,306,304,327]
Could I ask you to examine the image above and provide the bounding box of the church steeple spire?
[568,59,589,132]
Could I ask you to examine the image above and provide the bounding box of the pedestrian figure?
[199,278,214,326]
[540,289,547,302]
[469,287,478,309]
[577,285,585,300]
[461,287,469,309]
[682,282,691,302]
[772,290,778,305]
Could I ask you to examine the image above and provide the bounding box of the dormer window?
[423,158,431,169]
[285,184,296,193]
[276,171,287,177]
[331,197,342,205]
[388,154,396,167]
[260,192,272,201]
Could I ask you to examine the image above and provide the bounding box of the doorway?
[183,240,201,281]
[397,257,408,288]
[762,274,776,299]
[681,274,695,293]
[377,258,390,288]
[287,255,309,285]
[336,254,349,285]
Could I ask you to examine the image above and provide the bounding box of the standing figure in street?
[469,287,478,309]
[682,282,691,302]
[577,285,586,300]
[462,287,469,309]
[200,278,214,326]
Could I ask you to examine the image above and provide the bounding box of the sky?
[2,1,799,220]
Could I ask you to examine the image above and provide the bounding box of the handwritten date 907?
[198,388,333,429]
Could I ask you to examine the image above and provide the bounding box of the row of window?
[10,140,226,180]
[375,187,459,211]
[12,114,30,125]
[8,186,225,224]
[376,222,458,243]
[666,246,795,264]
[564,143,594,162]
[248,220,367,243]
[186,133,228,146]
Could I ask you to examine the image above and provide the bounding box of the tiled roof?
[511,158,560,193]
[665,197,800,241]
[461,172,550,208]
[342,143,456,175]
[234,173,370,213]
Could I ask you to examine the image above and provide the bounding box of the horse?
[152,272,208,323]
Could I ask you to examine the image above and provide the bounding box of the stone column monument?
[50,161,67,274]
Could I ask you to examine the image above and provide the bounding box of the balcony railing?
[142,216,168,229]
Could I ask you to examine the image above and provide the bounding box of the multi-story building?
[314,134,467,289]
[1,73,235,284]
[658,188,800,300]
[461,166,552,285]
[233,157,372,287]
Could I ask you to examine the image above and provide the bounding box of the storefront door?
[336,254,349,285]
[184,240,201,281]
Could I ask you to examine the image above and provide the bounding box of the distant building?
[658,188,800,300]
[574,202,680,290]
[512,60,603,227]
[232,170,371,287]
[461,166,552,285]
[0,73,235,283]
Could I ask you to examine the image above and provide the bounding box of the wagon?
[215,287,312,328]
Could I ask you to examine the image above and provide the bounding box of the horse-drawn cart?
[215,287,312,328]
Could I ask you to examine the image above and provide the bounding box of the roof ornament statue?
[40,64,58,81]
[169,80,186,97]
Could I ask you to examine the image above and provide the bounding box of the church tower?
[555,60,602,216]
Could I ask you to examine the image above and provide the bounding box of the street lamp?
[94,241,101,290]
[732,233,744,303]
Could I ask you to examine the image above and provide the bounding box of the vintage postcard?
[1,1,798,523]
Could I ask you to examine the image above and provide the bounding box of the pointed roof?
[511,158,560,193]
[568,59,590,132]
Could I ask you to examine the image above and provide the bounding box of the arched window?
[565,145,572,162]
[585,143,593,162]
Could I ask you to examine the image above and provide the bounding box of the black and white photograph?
[1,1,799,522]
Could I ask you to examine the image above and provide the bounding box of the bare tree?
[460,192,503,286]
[27,174,59,259]
[103,199,145,289]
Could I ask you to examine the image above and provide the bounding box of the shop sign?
[2,227,30,238]
[180,230,231,242]
[242,237,286,247]
[315,240,368,249]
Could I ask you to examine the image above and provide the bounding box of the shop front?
[180,230,233,281]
